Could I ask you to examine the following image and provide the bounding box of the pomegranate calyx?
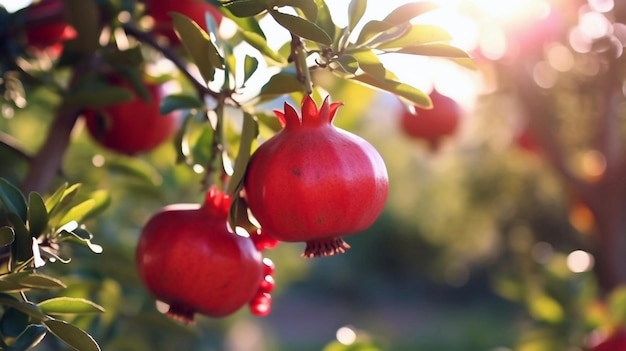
[302,237,351,258]
[274,96,342,128]
[166,303,196,325]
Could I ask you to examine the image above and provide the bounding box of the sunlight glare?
[336,326,357,345]
[567,250,594,273]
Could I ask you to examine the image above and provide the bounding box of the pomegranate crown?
[202,185,232,215]
[274,95,343,128]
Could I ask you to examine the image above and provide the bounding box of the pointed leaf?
[351,72,431,108]
[334,55,359,74]
[0,178,27,222]
[355,20,402,47]
[8,212,33,263]
[222,0,269,17]
[351,50,386,79]
[58,199,95,226]
[0,226,15,247]
[43,183,67,216]
[63,85,134,109]
[38,297,105,315]
[11,324,47,350]
[240,31,285,63]
[243,55,259,85]
[27,192,48,238]
[160,94,204,115]
[191,125,215,167]
[171,12,223,84]
[348,0,367,33]
[226,112,258,196]
[270,10,332,45]
[82,190,110,222]
[382,2,438,25]
[275,0,318,21]
[0,294,47,320]
[10,273,67,290]
[43,319,101,351]
[387,43,470,58]
[314,0,336,46]
[374,24,452,50]
[260,71,302,97]
[103,158,163,186]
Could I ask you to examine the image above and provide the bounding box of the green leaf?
[334,55,359,74]
[243,55,259,86]
[313,0,336,46]
[374,24,452,50]
[240,31,285,63]
[381,1,438,25]
[8,212,33,264]
[222,0,269,17]
[270,10,332,45]
[171,12,223,84]
[11,324,47,350]
[348,0,367,33]
[0,178,27,222]
[0,306,30,337]
[9,273,67,290]
[0,226,15,247]
[350,72,431,108]
[27,192,48,238]
[354,20,409,47]
[0,294,46,320]
[351,50,386,80]
[103,158,163,186]
[191,125,215,167]
[43,319,101,351]
[38,297,105,315]
[113,66,151,102]
[160,94,204,115]
[44,183,68,216]
[226,112,258,196]
[260,71,302,97]
[275,0,318,21]
[102,46,144,67]
[386,43,470,58]
[527,293,563,323]
[82,190,110,222]
[58,200,95,226]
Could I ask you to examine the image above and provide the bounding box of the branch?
[122,23,216,99]
[20,55,99,194]
[290,33,312,95]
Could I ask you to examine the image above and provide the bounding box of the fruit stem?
[290,33,313,95]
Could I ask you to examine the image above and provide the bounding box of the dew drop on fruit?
[259,275,275,293]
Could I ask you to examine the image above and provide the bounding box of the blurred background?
[2,0,626,350]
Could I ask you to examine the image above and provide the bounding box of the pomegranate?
[135,186,268,323]
[244,95,389,258]
[84,76,178,155]
[145,0,223,44]
[22,0,76,55]
[400,89,460,150]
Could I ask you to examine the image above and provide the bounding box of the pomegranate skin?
[84,77,178,155]
[135,188,263,323]
[400,89,460,150]
[244,96,389,258]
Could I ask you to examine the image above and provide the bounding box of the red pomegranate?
[135,186,266,323]
[244,95,389,258]
[400,89,460,150]
[22,0,76,54]
[145,0,223,44]
[84,76,178,155]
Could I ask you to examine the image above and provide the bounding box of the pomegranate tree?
[244,96,389,258]
[145,0,223,44]
[84,76,178,155]
[135,186,272,323]
[400,89,460,150]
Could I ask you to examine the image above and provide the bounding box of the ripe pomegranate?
[84,76,178,155]
[244,95,389,258]
[145,0,223,44]
[22,0,76,55]
[136,186,268,323]
[591,328,626,351]
[400,89,460,150]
